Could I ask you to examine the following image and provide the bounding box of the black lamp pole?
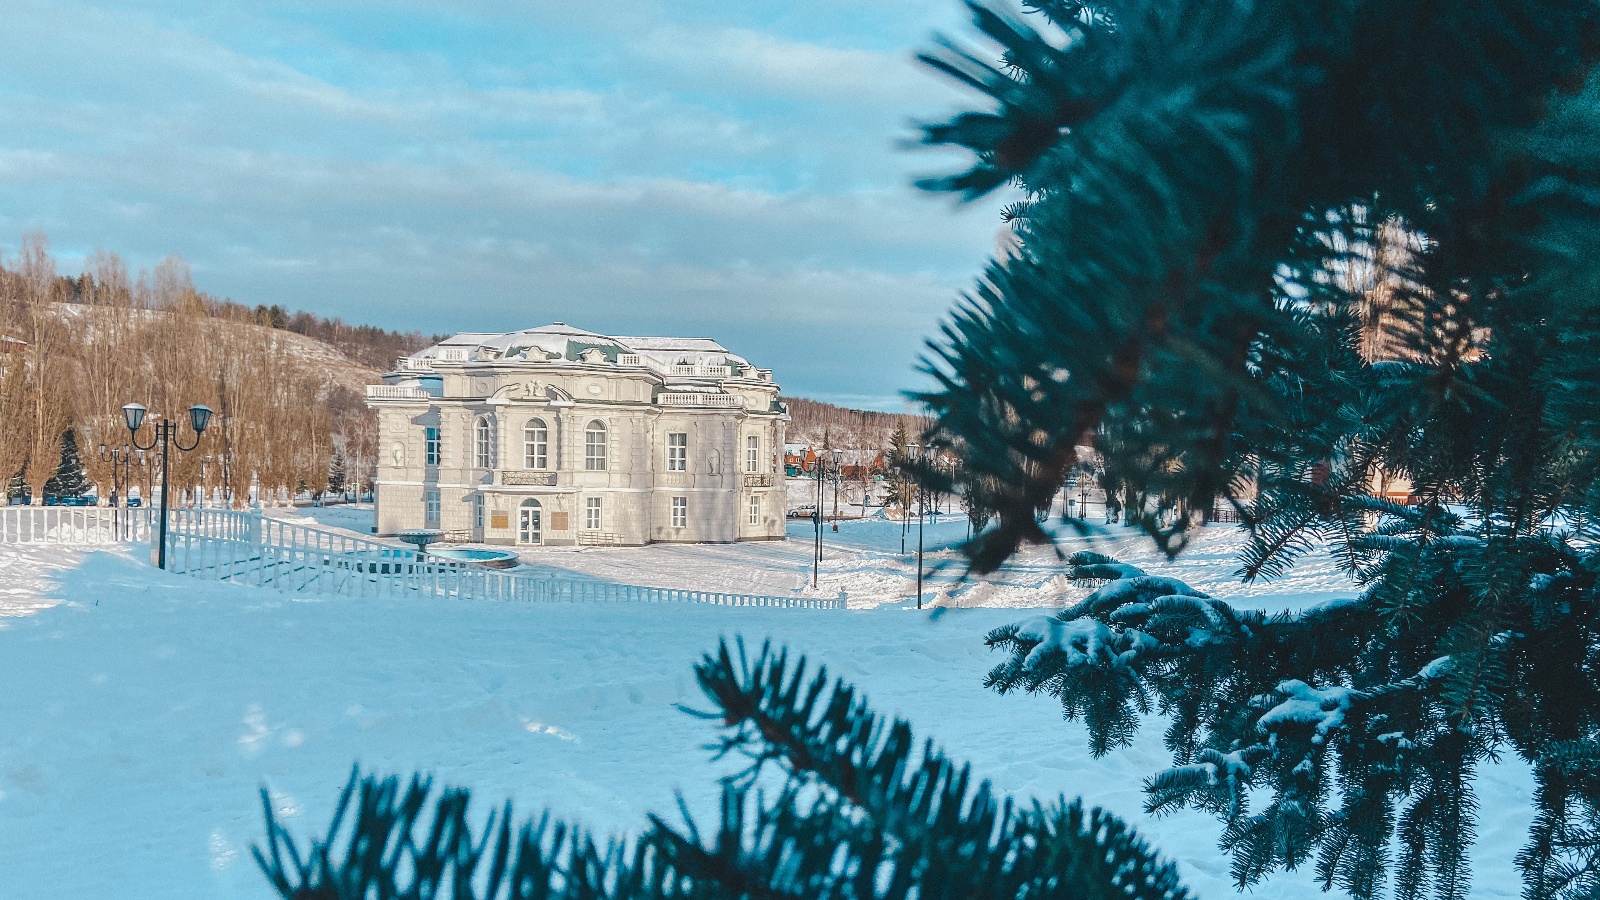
[124,402,212,570]
[812,448,823,588]
[915,441,928,608]
[97,443,137,538]
[830,449,842,533]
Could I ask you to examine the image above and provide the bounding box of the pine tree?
[328,446,348,497]
[256,640,1189,900]
[883,419,913,513]
[44,428,91,499]
[911,1,1600,898]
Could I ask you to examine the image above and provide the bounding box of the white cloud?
[0,0,1003,401]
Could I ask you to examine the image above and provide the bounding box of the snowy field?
[0,530,1537,899]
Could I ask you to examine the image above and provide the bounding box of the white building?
[366,324,788,546]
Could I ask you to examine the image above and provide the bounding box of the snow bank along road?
[0,540,1536,899]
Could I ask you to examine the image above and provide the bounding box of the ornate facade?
[367,324,788,546]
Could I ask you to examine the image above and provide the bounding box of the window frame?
[424,427,441,466]
[745,435,760,473]
[523,418,548,469]
[748,493,761,526]
[423,490,441,527]
[474,416,496,469]
[671,496,687,528]
[584,420,608,471]
[585,496,602,530]
[666,432,688,472]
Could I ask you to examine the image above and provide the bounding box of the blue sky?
[0,0,1014,409]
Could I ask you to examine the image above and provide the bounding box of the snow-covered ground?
[0,534,1536,898]
[269,505,1359,610]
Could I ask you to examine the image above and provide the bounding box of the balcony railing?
[436,347,469,362]
[618,354,642,366]
[394,357,434,372]
[668,364,732,378]
[657,393,744,408]
[743,473,775,487]
[366,385,434,400]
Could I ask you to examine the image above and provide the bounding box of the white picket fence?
[0,506,154,544]
[0,506,842,610]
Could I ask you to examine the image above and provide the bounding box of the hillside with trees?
[0,233,390,506]
[782,396,922,449]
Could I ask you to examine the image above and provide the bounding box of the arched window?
[474,416,495,469]
[523,418,548,469]
[584,420,607,470]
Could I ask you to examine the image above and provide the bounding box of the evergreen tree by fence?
[911,1,1600,898]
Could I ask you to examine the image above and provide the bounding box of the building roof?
[409,324,759,373]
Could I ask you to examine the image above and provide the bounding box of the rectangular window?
[474,495,484,529]
[671,496,687,528]
[424,490,441,527]
[748,494,761,526]
[667,432,687,471]
[585,423,607,471]
[424,427,441,466]
[746,435,759,473]
[585,497,602,531]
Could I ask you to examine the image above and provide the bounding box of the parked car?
[125,497,143,508]
[43,494,96,507]
[787,505,818,519]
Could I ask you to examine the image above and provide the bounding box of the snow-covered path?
[0,541,1537,899]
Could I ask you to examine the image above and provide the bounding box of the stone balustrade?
[367,385,434,400]
[657,392,744,408]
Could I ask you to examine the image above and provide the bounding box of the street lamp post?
[830,449,843,533]
[97,443,139,539]
[917,469,927,609]
[124,402,212,570]
[811,447,824,588]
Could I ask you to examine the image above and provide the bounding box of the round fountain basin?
[395,529,445,549]
[425,547,522,569]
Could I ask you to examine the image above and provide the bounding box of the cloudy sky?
[0,0,1015,409]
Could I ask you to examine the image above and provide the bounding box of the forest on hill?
[0,233,388,505]
[781,396,921,449]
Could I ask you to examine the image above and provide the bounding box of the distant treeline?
[44,263,437,373]
[782,396,924,449]
[240,305,441,373]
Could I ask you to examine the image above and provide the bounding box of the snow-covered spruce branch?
[258,639,1194,900]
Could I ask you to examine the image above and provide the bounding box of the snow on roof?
[611,336,728,353]
[410,324,760,370]
[438,333,500,346]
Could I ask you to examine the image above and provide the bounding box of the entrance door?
[518,499,542,545]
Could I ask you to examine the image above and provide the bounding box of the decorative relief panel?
[502,471,557,486]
